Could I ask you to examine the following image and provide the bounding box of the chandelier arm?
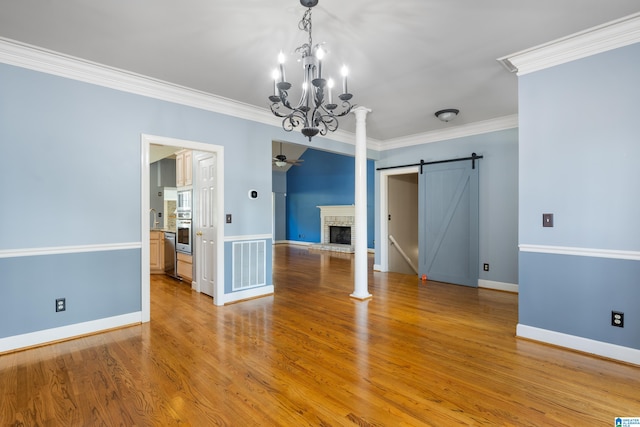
[315,111,339,133]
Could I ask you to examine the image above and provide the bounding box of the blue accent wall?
[518,43,640,349]
[285,148,375,248]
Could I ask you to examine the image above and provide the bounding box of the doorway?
[141,134,225,322]
[387,173,419,275]
[379,161,479,287]
[379,166,419,273]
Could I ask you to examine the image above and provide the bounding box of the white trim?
[0,37,369,148]
[0,312,141,354]
[0,37,524,151]
[517,324,640,366]
[274,240,313,247]
[373,264,382,271]
[478,279,518,293]
[0,242,141,259]
[498,12,640,76]
[141,134,225,312]
[224,234,273,242]
[380,115,518,151]
[379,166,420,272]
[0,38,271,128]
[221,286,274,305]
[519,244,640,261]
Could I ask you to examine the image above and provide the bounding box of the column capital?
[352,106,372,120]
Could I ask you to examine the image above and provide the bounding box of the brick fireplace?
[311,205,355,252]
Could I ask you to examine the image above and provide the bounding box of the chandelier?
[269,0,354,141]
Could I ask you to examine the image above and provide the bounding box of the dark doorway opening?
[330,226,351,245]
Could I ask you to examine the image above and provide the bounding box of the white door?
[195,153,217,297]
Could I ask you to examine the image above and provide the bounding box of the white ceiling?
[1,1,638,143]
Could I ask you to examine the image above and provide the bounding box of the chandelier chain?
[297,8,313,57]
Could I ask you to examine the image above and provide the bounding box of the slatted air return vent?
[232,240,266,291]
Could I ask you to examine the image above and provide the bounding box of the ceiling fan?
[273,142,304,167]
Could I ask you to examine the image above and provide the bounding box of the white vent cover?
[232,240,266,290]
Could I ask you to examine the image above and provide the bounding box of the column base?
[350,292,372,300]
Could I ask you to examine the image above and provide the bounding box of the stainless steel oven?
[176,211,192,254]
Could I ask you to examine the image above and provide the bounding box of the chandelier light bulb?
[327,78,334,104]
[340,65,349,94]
[271,69,280,97]
[277,51,286,83]
[315,47,325,79]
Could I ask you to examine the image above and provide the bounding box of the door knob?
[196,231,203,236]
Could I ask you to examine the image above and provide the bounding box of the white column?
[350,106,372,300]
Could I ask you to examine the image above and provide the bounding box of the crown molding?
[0,37,382,149]
[0,37,511,152]
[0,38,286,131]
[498,12,640,76]
[380,115,518,151]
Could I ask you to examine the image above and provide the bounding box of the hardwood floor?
[1,245,639,426]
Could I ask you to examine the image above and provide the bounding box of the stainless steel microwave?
[177,189,192,213]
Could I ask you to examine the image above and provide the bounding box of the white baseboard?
[274,240,313,247]
[517,324,640,366]
[0,312,142,354]
[478,279,519,293]
[222,285,274,305]
[373,264,382,271]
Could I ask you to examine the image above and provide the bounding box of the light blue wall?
[376,130,519,285]
[0,62,293,339]
[0,250,141,336]
[518,43,640,349]
[272,170,287,241]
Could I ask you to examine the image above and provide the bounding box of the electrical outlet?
[611,311,624,328]
[56,298,66,312]
[483,263,489,272]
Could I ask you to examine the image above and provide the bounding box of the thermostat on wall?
[248,190,258,199]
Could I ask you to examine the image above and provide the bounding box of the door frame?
[140,134,225,322]
[379,166,419,272]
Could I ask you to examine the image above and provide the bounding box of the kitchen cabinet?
[150,230,165,274]
[177,252,193,282]
[176,150,193,187]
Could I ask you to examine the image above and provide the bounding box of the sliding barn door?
[418,161,479,287]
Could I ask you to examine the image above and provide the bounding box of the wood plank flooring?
[1,244,639,425]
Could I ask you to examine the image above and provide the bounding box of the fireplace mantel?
[317,205,355,217]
